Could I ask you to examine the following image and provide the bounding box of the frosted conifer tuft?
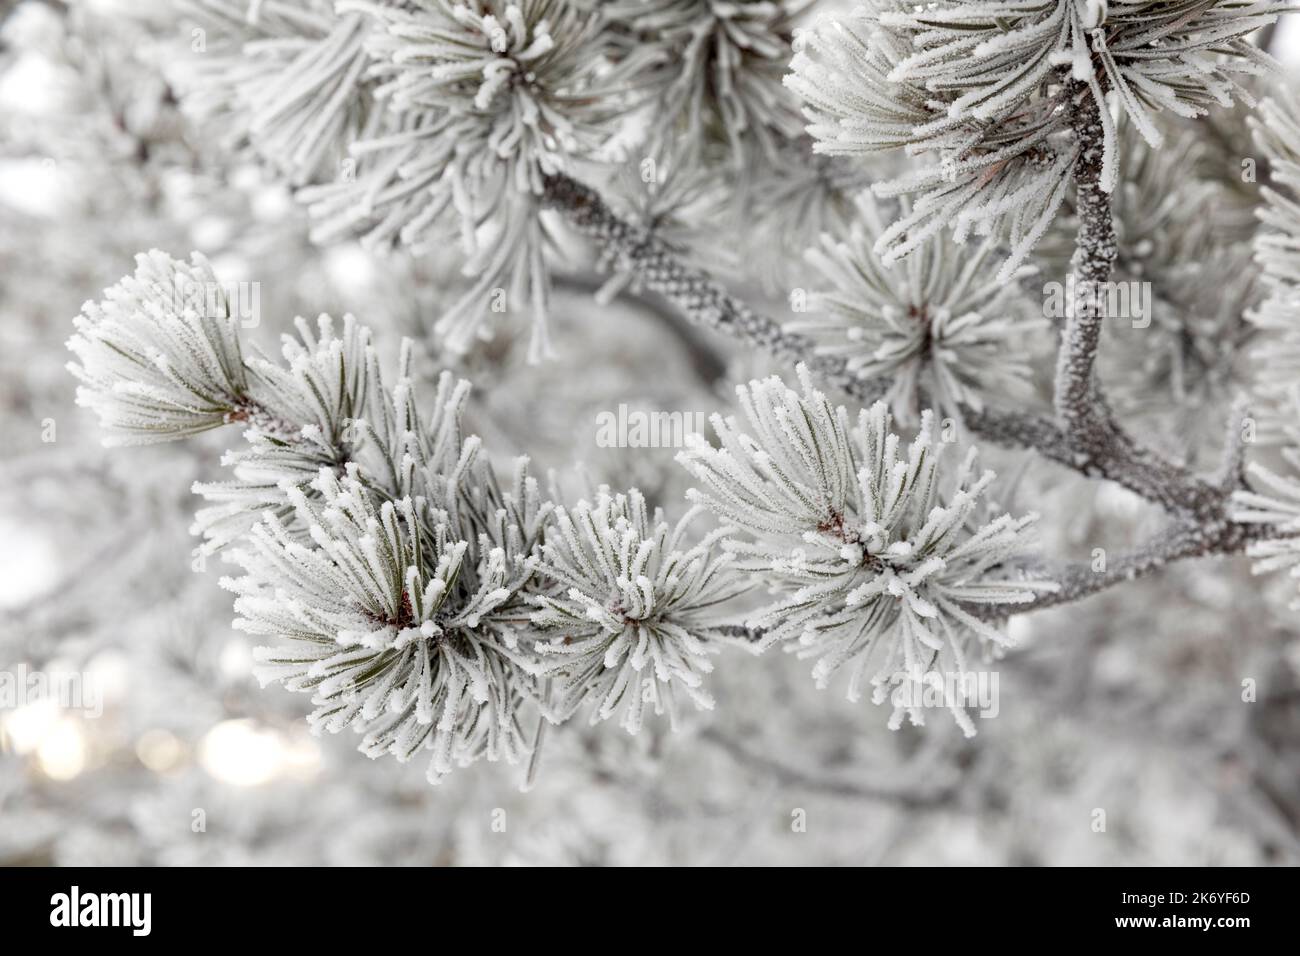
[67,250,251,445]
[795,196,1047,425]
[785,1,1280,276]
[530,488,744,733]
[228,467,540,784]
[678,367,1055,734]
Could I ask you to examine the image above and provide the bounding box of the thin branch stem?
[698,728,958,808]
[541,172,887,406]
[552,271,729,386]
[1049,85,1226,517]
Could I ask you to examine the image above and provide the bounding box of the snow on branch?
[63,0,1300,787]
[678,367,1055,735]
[785,0,1280,276]
[68,251,1066,780]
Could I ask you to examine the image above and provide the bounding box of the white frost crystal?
[68,250,250,445]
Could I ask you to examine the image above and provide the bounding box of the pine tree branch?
[710,512,1281,635]
[1049,85,1227,518]
[541,166,1296,618]
[983,519,1270,617]
[542,168,1226,515]
[541,172,888,405]
[552,271,729,386]
[1054,88,1116,432]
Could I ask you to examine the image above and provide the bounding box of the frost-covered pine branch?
[68,251,555,784]
[59,0,1300,790]
[785,0,1281,277]
[541,164,1238,519]
[67,251,1065,781]
[678,367,1055,734]
[530,488,742,733]
[537,74,1298,602]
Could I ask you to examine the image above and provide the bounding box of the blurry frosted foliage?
[795,196,1046,424]
[598,0,813,162]
[1253,94,1300,291]
[1235,87,1300,595]
[729,143,880,291]
[3,0,1299,865]
[171,1,373,186]
[1244,93,1300,442]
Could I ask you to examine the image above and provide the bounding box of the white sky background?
[1277,16,1300,66]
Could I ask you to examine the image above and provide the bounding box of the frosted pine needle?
[795,195,1047,425]
[785,1,1280,273]
[530,488,744,734]
[677,367,1056,734]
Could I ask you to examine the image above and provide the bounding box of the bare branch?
[1054,89,1117,422]
[698,728,958,808]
